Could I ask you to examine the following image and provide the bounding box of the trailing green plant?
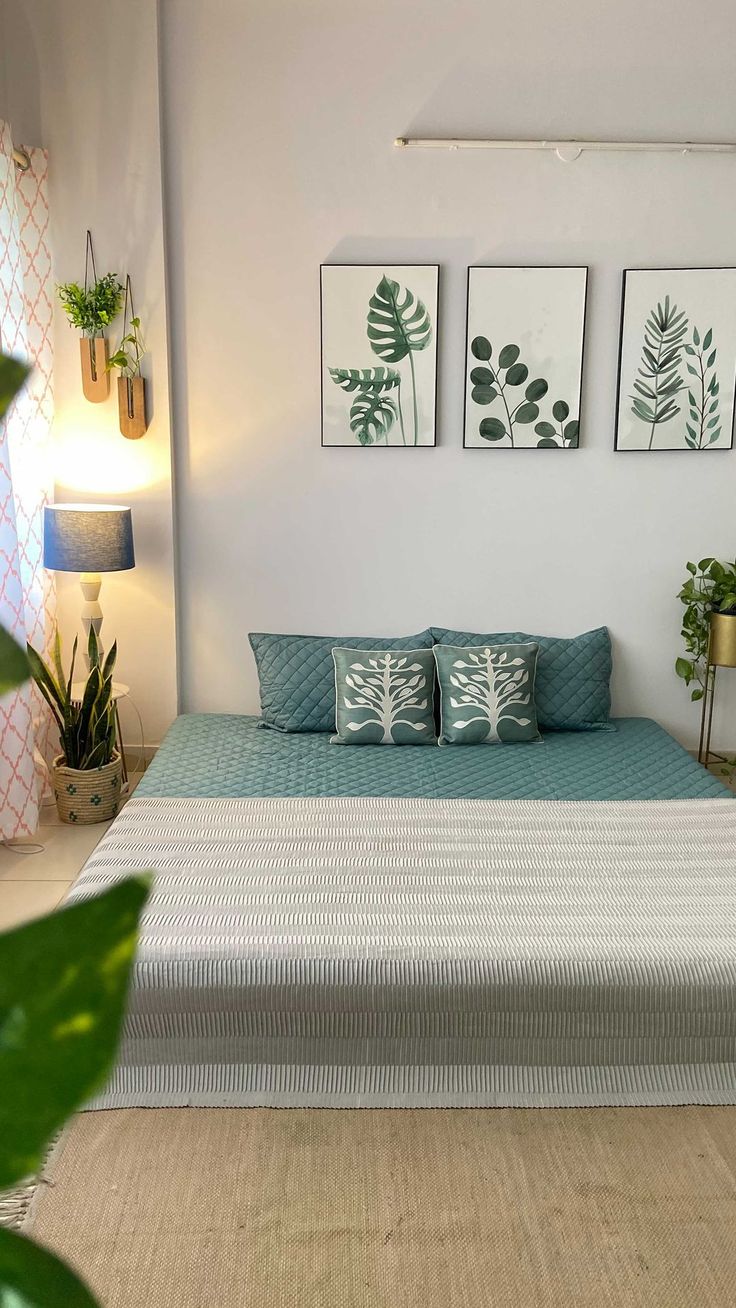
[27,627,118,770]
[534,399,579,448]
[57,273,124,337]
[469,337,548,447]
[0,355,148,1306]
[683,325,721,449]
[107,314,145,378]
[676,557,736,700]
[630,296,688,449]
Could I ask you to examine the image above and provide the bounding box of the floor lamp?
[43,504,135,662]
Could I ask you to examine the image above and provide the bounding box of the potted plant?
[108,290,148,438]
[57,235,123,403]
[27,627,122,824]
[676,556,736,701]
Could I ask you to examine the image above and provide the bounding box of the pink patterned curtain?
[0,121,54,839]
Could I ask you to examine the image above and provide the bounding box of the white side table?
[71,681,130,784]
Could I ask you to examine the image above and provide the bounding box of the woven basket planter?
[53,752,122,825]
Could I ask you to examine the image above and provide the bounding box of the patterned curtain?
[0,121,54,839]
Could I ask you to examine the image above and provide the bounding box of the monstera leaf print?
[328,366,400,394]
[349,391,398,445]
[367,276,432,444]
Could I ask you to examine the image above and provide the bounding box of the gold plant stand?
[698,611,736,767]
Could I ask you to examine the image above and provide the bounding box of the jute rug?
[25,1107,736,1307]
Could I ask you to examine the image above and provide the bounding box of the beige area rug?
[26,1107,736,1307]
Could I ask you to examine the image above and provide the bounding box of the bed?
[68,714,736,1109]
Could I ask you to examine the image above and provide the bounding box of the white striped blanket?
[69,795,736,1108]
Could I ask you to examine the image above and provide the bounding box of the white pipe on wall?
[394,137,736,163]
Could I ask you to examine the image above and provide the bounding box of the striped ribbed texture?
[68,795,736,1108]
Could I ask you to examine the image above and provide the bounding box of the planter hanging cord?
[83,229,98,298]
[122,275,135,418]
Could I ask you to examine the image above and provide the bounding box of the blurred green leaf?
[0,1227,97,1307]
[0,355,30,422]
[0,877,150,1188]
[0,627,30,696]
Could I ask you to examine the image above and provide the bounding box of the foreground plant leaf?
[0,877,150,1189]
[0,355,30,421]
[0,629,30,697]
[0,1227,97,1307]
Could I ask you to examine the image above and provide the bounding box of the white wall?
[160,0,736,748]
[3,0,177,748]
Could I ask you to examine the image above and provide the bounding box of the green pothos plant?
[107,315,145,379]
[329,274,432,445]
[676,557,736,700]
[0,353,149,1306]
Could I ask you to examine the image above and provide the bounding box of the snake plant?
[27,627,118,769]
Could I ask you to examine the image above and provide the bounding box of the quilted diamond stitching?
[136,714,728,803]
[249,630,434,733]
[431,627,612,731]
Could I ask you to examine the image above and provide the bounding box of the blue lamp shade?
[43,505,135,573]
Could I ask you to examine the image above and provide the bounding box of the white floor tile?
[0,879,72,930]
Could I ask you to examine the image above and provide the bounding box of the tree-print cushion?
[249,630,434,733]
[434,644,541,746]
[332,648,437,746]
[431,626,612,732]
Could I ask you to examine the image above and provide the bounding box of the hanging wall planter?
[108,275,149,438]
[57,231,123,403]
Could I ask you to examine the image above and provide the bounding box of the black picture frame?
[462,264,589,451]
[320,263,440,448]
[614,266,736,453]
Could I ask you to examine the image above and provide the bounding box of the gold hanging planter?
[80,336,110,402]
[117,375,148,439]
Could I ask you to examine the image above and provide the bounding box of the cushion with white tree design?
[434,643,541,745]
[332,648,437,746]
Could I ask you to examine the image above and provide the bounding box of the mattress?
[136,714,728,801]
[70,793,736,1108]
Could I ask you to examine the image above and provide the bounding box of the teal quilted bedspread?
[137,715,727,801]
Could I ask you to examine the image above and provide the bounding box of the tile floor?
[0,776,141,931]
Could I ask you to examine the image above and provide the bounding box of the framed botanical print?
[320,264,439,447]
[463,266,588,449]
[615,268,736,451]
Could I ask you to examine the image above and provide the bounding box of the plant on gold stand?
[676,556,736,777]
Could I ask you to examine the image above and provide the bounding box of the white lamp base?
[80,571,103,665]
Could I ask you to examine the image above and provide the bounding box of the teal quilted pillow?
[431,626,612,732]
[435,644,541,745]
[250,629,434,733]
[332,648,437,745]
